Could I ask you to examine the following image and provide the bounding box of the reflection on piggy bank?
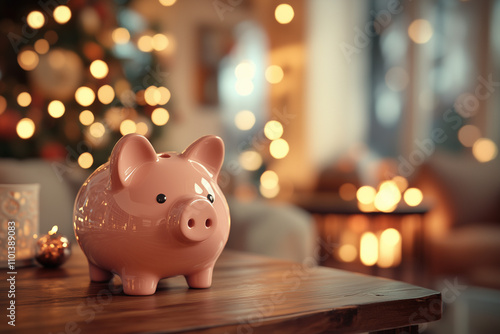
[73,134,230,295]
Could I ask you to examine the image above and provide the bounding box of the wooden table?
[3,246,441,333]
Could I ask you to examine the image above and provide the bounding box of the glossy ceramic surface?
[73,134,230,295]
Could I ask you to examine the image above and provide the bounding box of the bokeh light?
[275,4,294,24]
[235,80,254,96]
[403,188,423,207]
[53,5,72,24]
[264,120,284,140]
[235,61,255,80]
[374,181,401,212]
[0,96,6,115]
[120,119,136,135]
[234,110,256,131]
[339,183,357,201]
[97,85,115,104]
[239,150,262,171]
[75,86,95,107]
[78,152,93,169]
[269,138,289,159]
[151,107,170,126]
[145,86,161,106]
[378,228,401,268]
[260,170,279,189]
[360,232,378,266]
[152,34,169,51]
[338,244,357,262]
[135,122,149,136]
[472,138,498,163]
[458,124,481,148]
[137,35,153,52]
[408,19,433,44]
[356,186,376,205]
[27,11,45,29]
[112,27,130,44]
[157,86,171,105]
[392,176,408,193]
[90,60,109,79]
[48,100,65,118]
[159,0,176,6]
[17,92,32,107]
[16,118,36,139]
[265,65,284,84]
[79,110,95,126]
[89,122,105,138]
[34,39,50,54]
[18,50,39,71]
[260,184,280,199]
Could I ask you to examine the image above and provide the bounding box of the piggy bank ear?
[182,135,225,179]
[110,134,158,190]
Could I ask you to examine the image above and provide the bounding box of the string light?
[27,11,45,29]
[79,110,95,126]
[48,100,65,118]
[90,60,109,79]
[151,108,170,126]
[16,118,36,139]
[17,92,32,107]
[53,5,72,24]
[275,4,294,24]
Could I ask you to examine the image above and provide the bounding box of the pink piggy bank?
[73,134,230,295]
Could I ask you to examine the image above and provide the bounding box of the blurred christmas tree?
[0,0,173,169]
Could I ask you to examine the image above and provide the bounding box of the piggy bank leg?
[120,273,159,295]
[185,267,213,289]
[88,262,114,282]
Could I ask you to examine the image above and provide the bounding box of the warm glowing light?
[339,183,357,201]
[260,170,279,189]
[136,122,149,136]
[338,244,357,262]
[408,19,433,44]
[48,225,58,235]
[358,201,375,213]
[78,152,93,169]
[137,35,153,52]
[89,122,105,138]
[157,86,171,105]
[112,27,130,44]
[264,120,284,140]
[151,107,170,126]
[75,86,95,107]
[269,138,289,159]
[403,188,423,207]
[235,61,255,79]
[159,0,176,6]
[235,80,254,96]
[360,232,378,266]
[18,50,39,71]
[152,34,169,51]
[120,119,137,135]
[34,39,50,54]
[98,85,115,104]
[234,110,256,131]
[90,60,109,79]
[260,184,280,199]
[0,96,7,115]
[48,100,65,118]
[79,110,95,126]
[53,5,71,24]
[374,181,401,212]
[458,125,481,148]
[392,176,408,193]
[16,118,35,139]
[239,150,262,171]
[472,138,497,163]
[27,11,45,29]
[378,228,402,268]
[145,86,161,106]
[275,4,294,24]
[17,92,32,107]
[356,186,376,205]
[265,65,284,84]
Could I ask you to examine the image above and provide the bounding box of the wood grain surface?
[2,246,441,333]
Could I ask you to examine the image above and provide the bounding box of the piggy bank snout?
[174,198,217,242]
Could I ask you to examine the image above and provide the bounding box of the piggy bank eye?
[207,194,214,203]
[156,194,167,204]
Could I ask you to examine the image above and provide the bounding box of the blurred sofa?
[418,152,500,289]
[0,158,316,264]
